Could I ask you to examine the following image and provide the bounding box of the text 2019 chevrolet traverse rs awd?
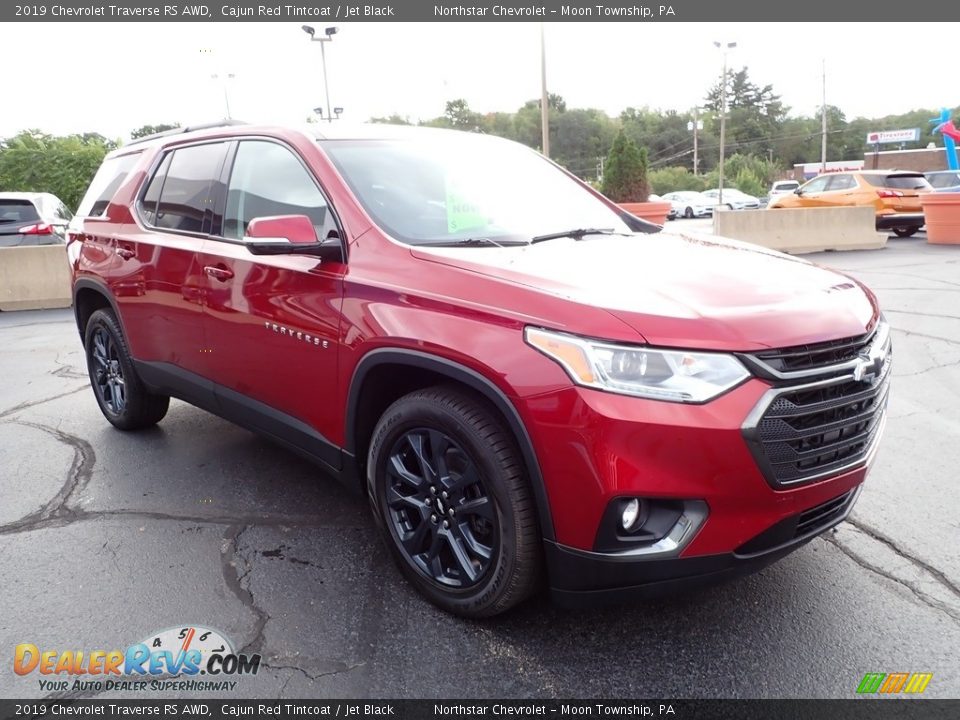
[68,122,890,617]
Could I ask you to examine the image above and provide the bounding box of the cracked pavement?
[1,236,958,699]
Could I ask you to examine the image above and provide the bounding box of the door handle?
[204,265,234,282]
[116,247,135,260]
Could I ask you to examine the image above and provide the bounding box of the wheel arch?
[73,278,125,346]
[345,348,556,541]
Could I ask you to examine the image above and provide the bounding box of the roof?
[0,191,47,201]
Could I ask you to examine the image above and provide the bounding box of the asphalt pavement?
[1,233,958,699]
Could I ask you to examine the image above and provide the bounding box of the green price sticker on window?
[445,175,489,234]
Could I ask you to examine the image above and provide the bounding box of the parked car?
[924,170,960,193]
[0,192,73,247]
[701,188,762,210]
[648,193,678,220]
[69,122,890,617]
[768,170,932,237]
[662,191,714,218]
[769,180,801,197]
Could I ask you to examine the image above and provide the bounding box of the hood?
[411,230,878,351]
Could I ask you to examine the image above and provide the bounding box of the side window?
[140,153,172,226]
[76,153,140,218]
[152,143,227,234]
[827,174,855,191]
[223,140,333,240]
[801,176,830,194]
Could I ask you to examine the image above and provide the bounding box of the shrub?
[601,130,650,203]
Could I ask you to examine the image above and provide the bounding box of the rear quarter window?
[76,153,142,217]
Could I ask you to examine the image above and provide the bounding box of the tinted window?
[773,181,799,191]
[0,199,40,227]
[140,153,172,226]
[801,176,830,193]
[153,143,227,233]
[827,174,856,191]
[224,140,332,240]
[76,153,140,217]
[928,172,960,189]
[861,174,931,190]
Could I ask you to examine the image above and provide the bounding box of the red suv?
[68,122,890,617]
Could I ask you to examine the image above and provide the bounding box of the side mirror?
[794,188,803,195]
[242,215,342,260]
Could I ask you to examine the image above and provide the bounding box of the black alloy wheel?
[384,428,497,588]
[367,386,541,617]
[84,308,169,430]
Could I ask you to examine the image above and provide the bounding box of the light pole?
[540,23,550,158]
[211,73,235,119]
[713,40,736,207]
[302,25,338,123]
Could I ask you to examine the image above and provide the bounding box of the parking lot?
[1,234,958,699]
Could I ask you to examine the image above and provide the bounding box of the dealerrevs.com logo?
[14,626,260,693]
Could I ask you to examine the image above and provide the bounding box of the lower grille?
[735,488,858,557]
[743,327,891,488]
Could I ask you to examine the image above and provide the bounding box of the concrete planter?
[618,201,672,226]
[920,192,960,245]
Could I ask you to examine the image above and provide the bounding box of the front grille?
[751,329,873,374]
[744,327,891,487]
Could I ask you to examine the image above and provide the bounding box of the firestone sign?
[866,128,921,144]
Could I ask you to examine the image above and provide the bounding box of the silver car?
[663,191,715,218]
[0,192,73,246]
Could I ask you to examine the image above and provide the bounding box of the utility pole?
[540,23,550,158]
[693,106,699,175]
[821,58,828,172]
[714,41,736,206]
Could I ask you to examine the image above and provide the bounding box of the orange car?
[768,170,932,237]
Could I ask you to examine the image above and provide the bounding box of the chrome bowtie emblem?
[853,353,882,383]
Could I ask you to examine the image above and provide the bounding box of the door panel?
[199,139,346,457]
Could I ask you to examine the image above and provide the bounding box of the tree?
[601,130,650,203]
[130,123,181,140]
[0,131,114,211]
[369,114,412,125]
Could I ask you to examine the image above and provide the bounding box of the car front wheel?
[367,386,541,617]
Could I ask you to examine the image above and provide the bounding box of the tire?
[84,308,170,430]
[367,386,541,618]
[892,226,920,238]
[684,207,694,219]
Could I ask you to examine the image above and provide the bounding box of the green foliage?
[369,114,413,125]
[0,131,114,211]
[130,123,180,140]
[649,166,707,194]
[601,130,650,203]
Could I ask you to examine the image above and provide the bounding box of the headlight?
[525,327,750,403]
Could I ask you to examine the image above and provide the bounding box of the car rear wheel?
[892,226,921,238]
[84,308,170,430]
[367,386,541,617]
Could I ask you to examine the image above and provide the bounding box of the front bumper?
[546,485,861,607]
[876,213,924,229]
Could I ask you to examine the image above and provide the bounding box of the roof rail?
[126,119,248,146]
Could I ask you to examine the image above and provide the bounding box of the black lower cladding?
[547,486,861,608]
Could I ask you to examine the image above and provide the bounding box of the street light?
[211,73,236,119]
[302,25,339,124]
[713,40,736,207]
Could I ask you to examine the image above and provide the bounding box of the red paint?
[70,124,883,566]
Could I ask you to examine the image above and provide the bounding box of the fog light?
[621,498,640,531]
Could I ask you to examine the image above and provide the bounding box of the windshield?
[321,136,632,246]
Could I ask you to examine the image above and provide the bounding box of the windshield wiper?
[420,237,526,248]
[530,228,625,244]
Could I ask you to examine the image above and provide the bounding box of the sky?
[5,22,958,141]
